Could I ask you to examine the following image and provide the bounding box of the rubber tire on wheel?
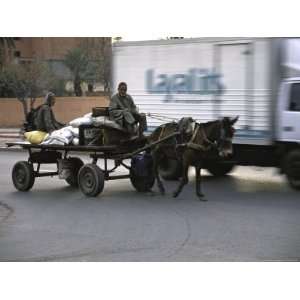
[130,169,155,192]
[65,157,84,187]
[284,150,300,190]
[12,161,35,191]
[206,161,235,177]
[78,164,105,197]
[159,158,182,180]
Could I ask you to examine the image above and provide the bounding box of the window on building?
[14,51,21,58]
[289,83,300,111]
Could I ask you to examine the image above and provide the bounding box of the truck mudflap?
[283,149,300,190]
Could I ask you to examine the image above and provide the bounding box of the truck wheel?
[159,158,182,180]
[12,161,35,191]
[206,161,235,177]
[78,164,105,197]
[65,157,84,187]
[130,169,155,192]
[284,150,300,190]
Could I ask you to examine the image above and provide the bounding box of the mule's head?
[178,117,196,136]
[217,116,238,158]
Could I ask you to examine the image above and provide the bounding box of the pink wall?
[0,96,109,127]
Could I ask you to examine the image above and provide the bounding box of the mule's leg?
[195,165,207,201]
[173,160,189,198]
[152,149,165,195]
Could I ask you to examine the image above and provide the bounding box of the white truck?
[112,38,300,189]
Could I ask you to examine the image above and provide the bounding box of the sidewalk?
[0,128,23,150]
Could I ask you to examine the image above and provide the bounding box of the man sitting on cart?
[109,82,147,138]
[34,92,65,133]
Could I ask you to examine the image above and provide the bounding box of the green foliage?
[50,77,67,97]
[0,62,55,100]
[79,38,112,92]
[0,68,14,97]
[64,48,89,78]
[0,65,28,99]
[0,38,15,69]
[63,47,96,96]
[0,61,59,117]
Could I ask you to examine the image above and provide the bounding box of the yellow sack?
[24,131,48,144]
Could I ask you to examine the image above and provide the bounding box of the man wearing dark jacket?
[34,92,65,133]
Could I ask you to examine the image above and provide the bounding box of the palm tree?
[63,48,90,96]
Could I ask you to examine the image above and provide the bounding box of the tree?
[79,38,112,93]
[100,40,112,92]
[63,48,92,96]
[0,37,15,69]
[0,61,57,119]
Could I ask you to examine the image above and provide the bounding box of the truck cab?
[275,79,300,189]
[277,78,300,143]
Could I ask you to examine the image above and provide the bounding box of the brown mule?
[172,116,239,200]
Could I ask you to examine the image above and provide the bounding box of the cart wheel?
[65,157,84,187]
[78,164,105,197]
[130,169,155,192]
[12,161,35,191]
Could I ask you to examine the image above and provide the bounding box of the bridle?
[185,120,233,154]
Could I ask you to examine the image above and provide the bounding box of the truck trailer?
[112,38,300,189]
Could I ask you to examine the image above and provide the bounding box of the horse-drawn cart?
[6,132,178,197]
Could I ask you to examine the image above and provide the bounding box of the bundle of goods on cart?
[23,107,126,146]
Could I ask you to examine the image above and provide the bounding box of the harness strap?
[190,123,214,145]
[199,124,214,146]
[190,123,200,143]
[179,123,215,153]
[158,125,166,141]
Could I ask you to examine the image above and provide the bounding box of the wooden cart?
[6,133,178,197]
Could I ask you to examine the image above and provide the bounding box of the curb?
[0,135,20,138]
[0,138,26,152]
[0,147,25,152]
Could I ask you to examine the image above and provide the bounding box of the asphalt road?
[0,151,300,261]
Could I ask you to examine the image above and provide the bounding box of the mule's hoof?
[157,184,165,195]
[199,196,207,201]
[159,189,165,195]
[197,193,207,201]
[145,190,155,196]
[172,192,179,198]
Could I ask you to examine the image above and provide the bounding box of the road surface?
[0,151,300,261]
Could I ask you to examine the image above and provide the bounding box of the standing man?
[109,82,147,137]
[34,92,65,133]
